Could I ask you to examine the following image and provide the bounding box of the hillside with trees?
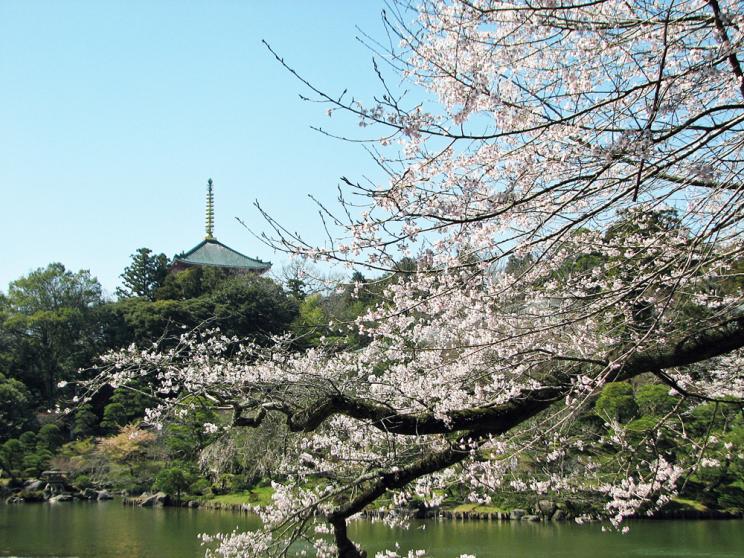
[0,254,305,495]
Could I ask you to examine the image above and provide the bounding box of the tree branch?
[232,317,744,437]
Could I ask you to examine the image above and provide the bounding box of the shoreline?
[5,483,741,522]
[118,495,743,522]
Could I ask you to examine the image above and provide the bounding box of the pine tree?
[116,248,169,300]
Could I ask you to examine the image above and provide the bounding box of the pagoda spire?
[205,178,215,240]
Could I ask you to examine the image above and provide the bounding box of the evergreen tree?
[116,248,169,301]
[71,403,99,439]
[4,263,104,405]
[8,263,102,313]
[0,372,36,442]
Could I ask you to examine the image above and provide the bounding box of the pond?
[1,501,743,557]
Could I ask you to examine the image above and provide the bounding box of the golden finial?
[205,178,215,240]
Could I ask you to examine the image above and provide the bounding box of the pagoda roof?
[173,239,271,272]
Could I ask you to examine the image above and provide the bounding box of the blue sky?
[0,1,392,295]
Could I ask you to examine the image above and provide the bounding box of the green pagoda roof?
[171,179,272,273]
[173,238,271,272]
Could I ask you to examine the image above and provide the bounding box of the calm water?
[1,501,743,557]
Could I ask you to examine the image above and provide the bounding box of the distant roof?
[173,239,271,272]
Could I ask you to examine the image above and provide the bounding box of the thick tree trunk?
[331,518,366,558]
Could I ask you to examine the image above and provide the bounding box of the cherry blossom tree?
[89,1,744,556]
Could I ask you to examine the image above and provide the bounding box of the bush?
[100,402,128,434]
[189,477,212,497]
[595,382,638,424]
[72,404,99,439]
[37,424,63,451]
[152,464,194,502]
[74,474,93,489]
[635,384,677,417]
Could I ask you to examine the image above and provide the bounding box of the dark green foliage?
[0,260,304,490]
[100,386,152,433]
[163,397,220,461]
[21,450,48,477]
[211,275,299,342]
[73,473,93,489]
[286,278,307,301]
[687,403,726,437]
[0,439,24,480]
[152,463,195,502]
[37,424,63,452]
[594,382,639,423]
[7,263,102,313]
[111,297,211,344]
[589,381,744,513]
[112,273,298,345]
[0,425,64,479]
[680,414,744,510]
[0,260,303,488]
[189,477,212,496]
[635,384,677,417]
[3,247,737,518]
[18,431,36,452]
[72,404,99,439]
[0,372,36,442]
[604,208,682,243]
[116,248,169,301]
[155,267,233,301]
[2,263,105,405]
[291,272,378,349]
[100,403,129,433]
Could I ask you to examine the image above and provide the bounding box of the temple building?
[170,179,272,274]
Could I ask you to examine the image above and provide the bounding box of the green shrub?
[74,474,92,489]
[72,404,99,439]
[635,384,677,416]
[595,382,638,423]
[152,464,194,502]
[189,477,211,496]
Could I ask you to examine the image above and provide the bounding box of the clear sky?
[0,0,391,296]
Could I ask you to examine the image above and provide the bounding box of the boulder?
[551,509,567,521]
[524,514,541,521]
[49,493,73,503]
[188,500,200,508]
[155,492,170,506]
[140,491,170,507]
[19,489,45,502]
[564,498,594,516]
[140,494,158,507]
[81,488,99,500]
[509,509,526,520]
[537,500,556,517]
[97,490,113,501]
[24,479,44,491]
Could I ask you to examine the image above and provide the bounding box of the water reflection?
[1,502,742,558]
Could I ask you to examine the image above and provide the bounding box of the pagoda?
[171,179,271,274]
